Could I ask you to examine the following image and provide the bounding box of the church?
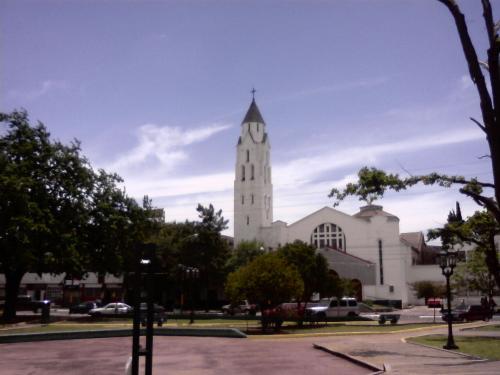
[233,97,443,308]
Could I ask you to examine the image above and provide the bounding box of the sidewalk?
[313,322,500,374]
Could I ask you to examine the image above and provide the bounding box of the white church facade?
[233,97,443,307]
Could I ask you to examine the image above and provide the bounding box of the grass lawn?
[470,324,500,332]
[279,322,442,335]
[408,334,500,360]
[0,320,441,336]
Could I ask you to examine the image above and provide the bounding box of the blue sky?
[1,0,497,237]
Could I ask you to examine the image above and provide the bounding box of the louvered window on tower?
[246,149,250,162]
[251,164,255,180]
[241,165,245,181]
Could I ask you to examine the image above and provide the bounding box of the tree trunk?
[2,270,25,322]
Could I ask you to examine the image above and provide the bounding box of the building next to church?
[233,97,444,308]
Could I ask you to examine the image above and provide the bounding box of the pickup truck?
[305,297,359,321]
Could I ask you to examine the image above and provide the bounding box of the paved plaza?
[0,336,369,375]
[1,319,499,374]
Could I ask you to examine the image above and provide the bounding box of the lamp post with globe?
[439,250,459,350]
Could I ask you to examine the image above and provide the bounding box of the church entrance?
[351,279,362,301]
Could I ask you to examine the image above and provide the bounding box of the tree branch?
[470,117,487,133]
[460,188,500,224]
[438,0,494,131]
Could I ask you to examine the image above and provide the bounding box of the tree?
[277,240,339,304]
[179,204,230,309]
[225,253,304,308]
[452,249,498,297]
[329,0,500,290]
[226,240,265,272]
[428,209,500,289]
[411,281,446,301]
[0,111,148,321]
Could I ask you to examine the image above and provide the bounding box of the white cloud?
[273,126,484,188]
[8,80,69,100]
[115,124,485,238]
[108,123,231,171]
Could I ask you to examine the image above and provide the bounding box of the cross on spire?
[251,87,256,99]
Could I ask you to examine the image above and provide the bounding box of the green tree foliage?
[428,209,500,290]
[178,204,230,309]
[0,111,148,321]
[277,240,341,303]
[329,0,500,291]
[225,253,304,308]
[226,240,265,272]
[453,249,497,297]
[411,281,446,300]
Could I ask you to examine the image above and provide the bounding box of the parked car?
[88,302,132,316]
[14,295,51,313]
[138,303,167,326]
[427,298,443,308]
[222,300,256,315]
[261,305,285,331]
[69,301,98,314]
[305,297,359,321]
[441,305,493,322]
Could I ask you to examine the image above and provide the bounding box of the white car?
[306,297,359,319]
[89,302,132,316]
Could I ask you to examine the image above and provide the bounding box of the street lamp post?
[439,250,458,350]
[178,265,200,324]
[131,244,156,375]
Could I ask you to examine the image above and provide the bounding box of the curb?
[0,327,246,344]
[312,344,385,374]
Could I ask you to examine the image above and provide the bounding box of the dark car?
[138,303,167,326]
[15,295,51,313]
[69,301,98,314]
[442,305,493,322]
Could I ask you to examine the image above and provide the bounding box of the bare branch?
[470,117,487,133]
[478,154,492,159]
[438,0,494,130]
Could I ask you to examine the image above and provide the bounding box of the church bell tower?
[234,94,273,245]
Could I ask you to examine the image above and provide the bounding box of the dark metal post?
[439,250,458,350]
[145,260,154,375]
[444,272,458,349]
[131,259,142,375]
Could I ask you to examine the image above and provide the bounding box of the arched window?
[310,223,346,251]
[251,164,255,180]
[246,149,250,162]
[246,216,250,225]
[241,165,245,181]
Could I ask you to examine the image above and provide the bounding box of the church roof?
[400,232,424,251]
[353,204,399,221]
[242,98,265,124]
